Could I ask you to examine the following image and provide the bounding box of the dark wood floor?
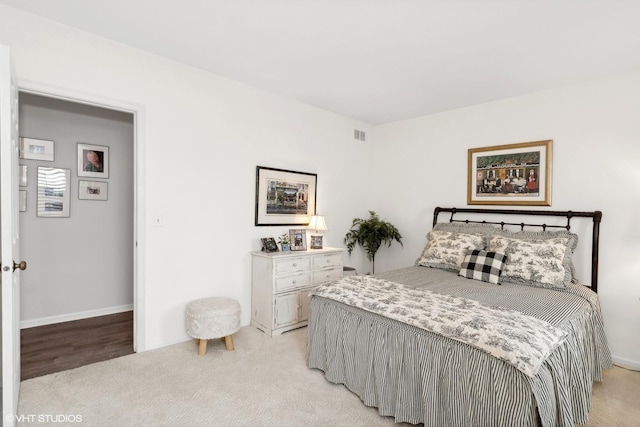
[20,311,134,380]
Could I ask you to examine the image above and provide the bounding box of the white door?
[0,44,22,427]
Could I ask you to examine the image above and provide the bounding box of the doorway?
[17,92,136,378]
[20,311,133,379]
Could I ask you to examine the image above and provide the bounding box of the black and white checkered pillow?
[458,249,507,284]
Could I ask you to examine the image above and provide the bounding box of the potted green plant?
[278,233,291,251]
[344,211,403,274]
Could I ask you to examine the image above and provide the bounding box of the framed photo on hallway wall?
[78,180,108,201]
[37,167,70,218]
[78,143,109,179]
[19,137,54,161]
[468,140,552,206]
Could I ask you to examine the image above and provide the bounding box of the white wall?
[0,5,374,350]
[373,75,640,369]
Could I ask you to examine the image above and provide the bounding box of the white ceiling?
[2,0,640,125]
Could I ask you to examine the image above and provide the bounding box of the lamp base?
[310,234,323,249]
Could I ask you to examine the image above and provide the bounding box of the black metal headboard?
[433,207,603,292]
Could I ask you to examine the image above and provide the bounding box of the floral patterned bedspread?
[311,275,568,378]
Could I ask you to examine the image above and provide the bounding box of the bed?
[307,207,611,427]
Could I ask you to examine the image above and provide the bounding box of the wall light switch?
[153,215,163,227]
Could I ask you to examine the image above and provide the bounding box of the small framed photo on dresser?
[261,237,279,253]
[289,229,307,251]
[310,235,324,250]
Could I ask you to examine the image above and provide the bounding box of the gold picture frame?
[468,140,552,206]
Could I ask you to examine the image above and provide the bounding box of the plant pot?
[281,244,290,252]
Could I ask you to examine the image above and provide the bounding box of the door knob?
[13,261,27,271]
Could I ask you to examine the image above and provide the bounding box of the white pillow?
[488,235,574,288]
[417,230,486,271]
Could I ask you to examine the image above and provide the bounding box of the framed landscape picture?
[468,140,552,206]
[255,166,317,226]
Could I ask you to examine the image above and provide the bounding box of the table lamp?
[308,215,328,249]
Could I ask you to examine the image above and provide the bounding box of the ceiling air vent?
[354,129,366,141]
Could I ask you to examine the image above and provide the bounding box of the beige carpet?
[16,326,640,426]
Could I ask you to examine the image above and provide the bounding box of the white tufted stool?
[186,297,241,356]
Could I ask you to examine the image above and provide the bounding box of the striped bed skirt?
[307,296,605,427]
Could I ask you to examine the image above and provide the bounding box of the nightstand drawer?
[312,266,343,285]
[275,272,311,292]
[275,257,311,274]
[312,253,342,269]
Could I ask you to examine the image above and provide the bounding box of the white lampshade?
[308,215,328,232]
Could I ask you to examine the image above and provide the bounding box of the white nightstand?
[251,247,343,336]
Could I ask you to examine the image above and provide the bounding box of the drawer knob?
[292,280,297,284]
[293,263,297,267]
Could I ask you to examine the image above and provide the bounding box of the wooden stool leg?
[198,338,208,356]
[224,335,234,351]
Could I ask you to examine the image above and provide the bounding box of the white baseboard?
[144,334,193,352]
[20,304,134,329]
[612,355,640,371]
[143,323,253,352]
